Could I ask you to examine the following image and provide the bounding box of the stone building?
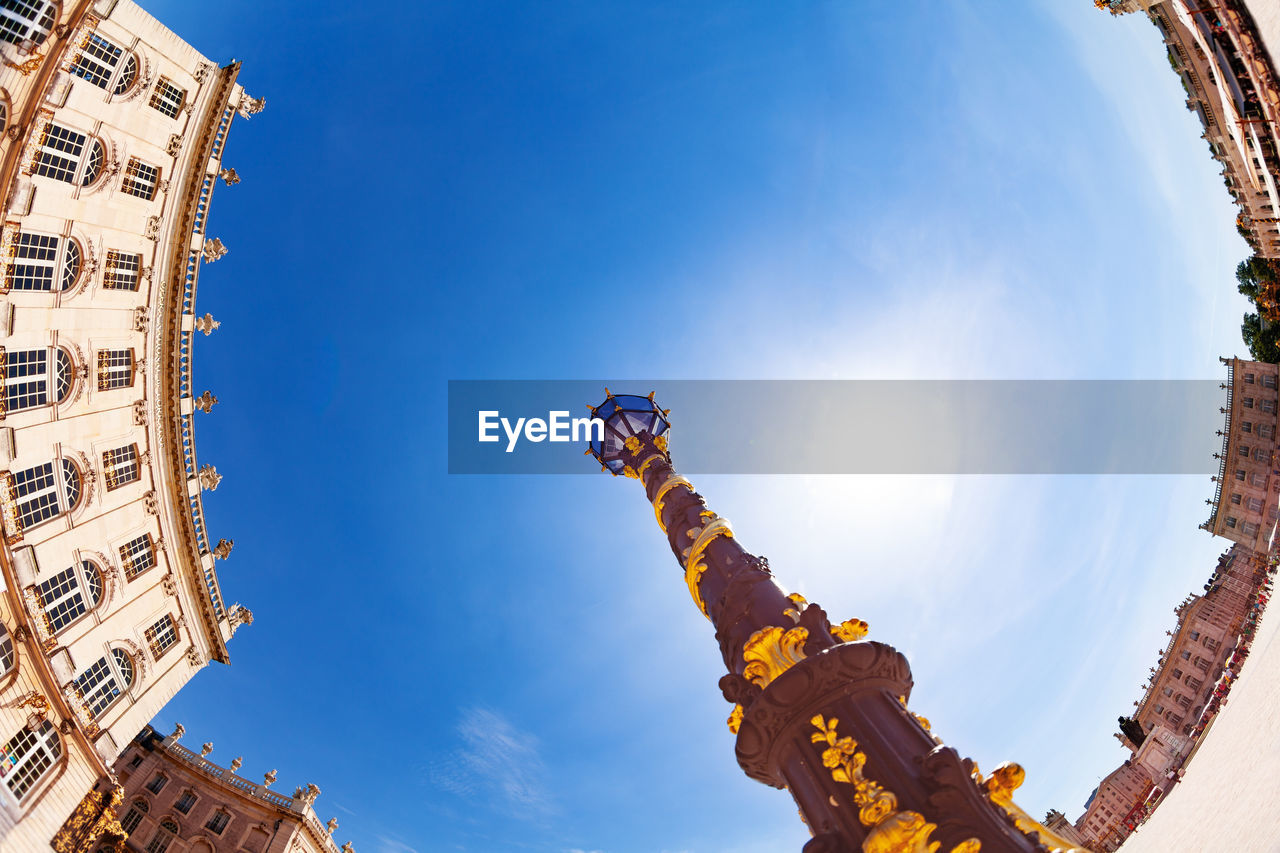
[111,726,352,853]
[1041,810,1086,848]
[1074,762,1152,852]
[0,1,262,849]
[1203,358,1280,551]
[1098,1,1280,255]
[1123,545,1257,739]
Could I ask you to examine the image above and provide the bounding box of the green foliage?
[1241,312,1280,363]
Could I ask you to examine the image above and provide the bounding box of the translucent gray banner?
[447,380,1225,474]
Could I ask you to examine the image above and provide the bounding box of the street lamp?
[589,391,1087,853]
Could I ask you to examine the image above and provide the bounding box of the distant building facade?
[1099,1,1280,255]
[112,726,352,853]
[1203,358,1280,551]
[1041,810,1086,847]
[1075,763,1152,852]
[0,1,262,849]
[1124,545,1257,739]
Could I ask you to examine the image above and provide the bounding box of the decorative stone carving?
[195,391,218,413]
[219,167,240,185]
[263,769,277,788]
[132,399,147,426]
[202,237,227,263]
[185,645,202,667]
[326,818,338,835]
[157,179,170,195]
[161,573,177,596]
[171,722,185,741]
[228,604,253,629]
[144,491,159,515]
[144,216,161,240]
[295,783,320,806]
[194,62,211,83]
[341,844,354,853]
[197,464,221,492]
[200,742,213,757]
[230,756,243,774]
[133,306,148,333]
[6,123,21,141]
[212,538,234,560]
[194,313,220,335]
[165,134,181,156]
[237,92,266,118]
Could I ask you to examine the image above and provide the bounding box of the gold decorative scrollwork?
[810,715,981,853]
[743,625,808,688]
[624,435,643,455]
[727,704,744,734]
[833,618,870,642]
[683,517,733,617]
[982,763,1092,852]
[652,474,693,532]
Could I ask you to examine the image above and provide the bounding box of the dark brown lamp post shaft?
[588,393,1088,853]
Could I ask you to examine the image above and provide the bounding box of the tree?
[1241,312,1280,363]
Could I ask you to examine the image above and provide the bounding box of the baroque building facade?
[1099,0,1280,255]
[1203,357,1280,550]
[112,726,352,853]
[0,1,263,849]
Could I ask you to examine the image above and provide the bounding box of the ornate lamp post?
[588,392,1086,853]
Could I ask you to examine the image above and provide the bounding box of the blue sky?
[143,2,1251,851]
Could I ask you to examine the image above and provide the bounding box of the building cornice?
[153,62,242,665]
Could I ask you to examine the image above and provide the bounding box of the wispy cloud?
[429,707,556,818]
[377,836,420,853]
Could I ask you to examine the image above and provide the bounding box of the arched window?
[0,623,13,676]
[6,231,82,291]
[1,719,61,800]
[120,798,148,835]
[72,648,134,718]
[34,124,103,185]
[71,32,130,91]
[81,140,104,186]
[3,347,74,413]
[145,818,178,853]
[36,560,104,633]
[8,458,81,533]
[0,0,55,47]
[114,54,137,95]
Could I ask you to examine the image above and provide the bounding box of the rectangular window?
[1243,422,1253,433]
[2,720,61,800]
[145,614,177,659]
[71,32,121,89]
[1181,651,1192,660]
[1251,473,1267,487]
[1262,424,1276,439]
[1189,630,1200,640]
[1237,469,1247,481]
[1245,397,1255,408]
[1263,399,1277,414]
[8,232,58,291]
[1226,517,1238,529]
[34,124,85,183]
[148,76,186,118]
[146,773,167,794]
[103,250,141,291]
[1232,493,1242,505]
[1266,375,1278,389]
[1239,445,1250,457]
[1243,521,1260,537]
[102,445,139,490]
[96,349,134,390]
[1246,373,1256,384]
[121,158,160,200]
[128,753,142,768]
[175,790,196,813]
[205,811,229,834]
[1255,448,1271,463]
[5,348,50,412]
[1248,497,1264,513]
[119,534,155,579]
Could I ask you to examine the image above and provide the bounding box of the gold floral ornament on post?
[811,715,981,853]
